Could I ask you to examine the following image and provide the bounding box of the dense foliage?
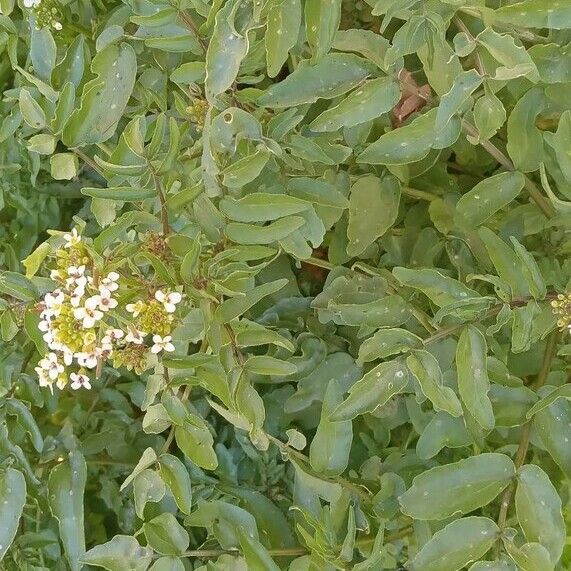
[1,0,571,569]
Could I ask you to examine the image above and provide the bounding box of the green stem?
[303,256,335,271]
[460,120,555,219]
[402,187,438,202]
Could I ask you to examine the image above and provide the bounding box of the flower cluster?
[34,229,182,391]
[24,0,64,31]
[551,293,571,332]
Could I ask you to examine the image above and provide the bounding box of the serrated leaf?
[400,453,514,520]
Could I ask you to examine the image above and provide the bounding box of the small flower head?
[99,271,120,293]
[551,293,571,331]
[63,228,81,249]
[73,299,104,329]
[125,329,146,345]
[126,300,146,317]
[70,372,91,390]
[151,335,175,354]
[155,290,182,313]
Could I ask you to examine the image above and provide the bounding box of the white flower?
[50,269,62,280]
[92,292,118,312]
[99,272,120,293]
[66,265,87,289]
[53,21,62,31]
[23,0,41,7]
[38,319,50,333]
[63,350,73,366]
[155,290,182,313]
[41,290,64,318]
[125,329,145,345]
[73,298,104,328]
[39,352,64,381]
[105,328,124,341]
[70,287,84,308]
[151,335,175,354]
[63,228,81,248]
[75,351,98,369]
[126,300,145,317]
[35,366,50,387]
[70,372,91,390]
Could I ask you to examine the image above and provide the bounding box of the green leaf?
[408,517,500,571]
[506,87,546,172]
[503,541,554,571]
[474,90,506,140]
[221,148,270,188]
[205,0,253,101]
[468,562,515,571]
[0,271,39,301]
[494,0,571,29]
[406,350,463,417]
[515,464,565,563]
[310,77,399,132]
[330,359,409,421]
[62,43,137,147]
[527,384,571,419]
[476,27,539,81]
[81,535,153,571]
[533,390,571,476]
[455,171,525,228]
[5,399,43,452]
[215,279,288,322]
[244,355,296,376]
[27,133,56,155]
[81,187,155,201]
[416,411,472,460]
[347,175,401,256]
[399,453,514,520]
[143,513,189,556]
[456,326,495,431]
[19,88,46,129]
[309,380,352,475]
[304,0,341,59]
[393,267,479,307]
[479,227,529,299]
[159,454,192,515]
[48,450,87,571]
[509,237,547,299]
[133,470,166,519]
[258,54,374,107]
[149,557,185,571]
[226,216,305,245]
[357,108,461,165]
[266,0,301,77]
[175,423,218,470]
[120,447,157,491]
[435,69,483,130]
[357,327,423,365]
[0,468,26,562]
[50,153,79,180]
